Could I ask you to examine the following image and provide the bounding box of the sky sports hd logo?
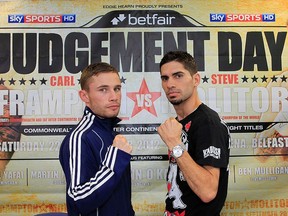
[8,14,76,23]
[210,13,275,22]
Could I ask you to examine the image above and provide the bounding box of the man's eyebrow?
[96,84,109,88]
[97,84,121,88]
[98,84,109,88]
[172,71,184,75]
[160,71,183,78]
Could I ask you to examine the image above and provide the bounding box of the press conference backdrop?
[0,0,287,215]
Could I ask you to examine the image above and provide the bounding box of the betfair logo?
[111,14,126,25]
[111,13,175,26]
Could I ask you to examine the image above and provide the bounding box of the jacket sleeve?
[67,137,131,215]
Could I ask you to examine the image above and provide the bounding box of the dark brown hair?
[160,51,198,76]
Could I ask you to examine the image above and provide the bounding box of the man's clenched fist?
[112,134,132,154]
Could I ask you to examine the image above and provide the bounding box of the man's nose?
[166,78,175,88]
[109,90,119,101]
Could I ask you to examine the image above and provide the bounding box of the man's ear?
[194,72,201,86]
[79,90,89,103]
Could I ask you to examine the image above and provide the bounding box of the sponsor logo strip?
[210,13,275,22]
[8,14,76,23]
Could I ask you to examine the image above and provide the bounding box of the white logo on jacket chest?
[203,146,221,159]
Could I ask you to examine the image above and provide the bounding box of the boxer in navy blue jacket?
[59,62,135,216]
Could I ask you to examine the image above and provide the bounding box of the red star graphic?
[185,121,191,132]
[127,79,161,117]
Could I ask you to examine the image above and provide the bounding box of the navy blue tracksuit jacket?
[59,107,135,216]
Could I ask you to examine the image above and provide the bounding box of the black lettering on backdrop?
[64,32,89,74]
[39,33,63,74]
[144,32,161,72]
[91,32,109,63]
[244,32,268,71]
[265,31,286,71]
[0,31,286,74]
[110,32,142,72]
[163,32,187,55]
[14,33,37,74]
[187,32,210,71]
[0,33,10,73]
[218,31,286,72]
[218,32,242,71]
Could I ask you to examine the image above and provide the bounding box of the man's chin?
[107,111,120,118]
[97,111,119,119]
[170,99,182,105]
